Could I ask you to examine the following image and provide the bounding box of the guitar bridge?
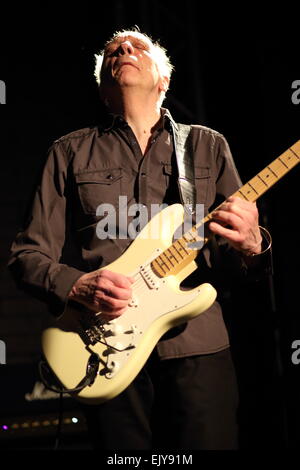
[85,324,105,345]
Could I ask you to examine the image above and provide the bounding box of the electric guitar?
[42,140,300,404]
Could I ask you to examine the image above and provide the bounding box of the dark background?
[0,1,299,451]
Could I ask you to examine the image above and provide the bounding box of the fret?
[247,181,259,196]
[205,213,213,220]
[178,239,190,253]
[266,164,278,179]
[290,148,300,160]
[182,233,195,244]
[191,225,201,235]
[291,140,300,156]
[190,226,206,245]
[270,160,287,177]
[237,189,249,200]
[185,232,198,244]
[260,167,277,182]
[282,149,299,167]
[153,259,168,275]
[236,181,258,202]
[278,156,289,169]
[169,245,183,263]
[257,167,278,189]
[161,251,175,269]
[173,243,185,259]
[240,188,254,201]
[257,174,269,187]
[272,152,298,176]
[158,258,169,271]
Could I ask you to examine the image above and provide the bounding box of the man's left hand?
[208,196,262,255]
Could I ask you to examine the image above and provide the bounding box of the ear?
[159,76,170,93]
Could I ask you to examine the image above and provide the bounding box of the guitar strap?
[170,122,196,215]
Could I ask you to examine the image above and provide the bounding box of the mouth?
[116,61,139,71]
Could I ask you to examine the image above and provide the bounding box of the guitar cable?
[38,352,100,395]
[54,390,63,451]
[38,353,100,449]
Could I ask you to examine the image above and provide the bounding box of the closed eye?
[134,41,150,52]
[104,40,150,57]
[105,48,118,57]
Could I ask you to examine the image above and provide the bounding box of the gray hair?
[94,29,174,105]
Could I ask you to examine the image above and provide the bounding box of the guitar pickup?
[140,266,160,289]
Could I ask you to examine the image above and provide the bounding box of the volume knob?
[106,360,120,377]
[109,323,124,336]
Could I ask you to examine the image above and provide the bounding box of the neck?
[107,89,162,151]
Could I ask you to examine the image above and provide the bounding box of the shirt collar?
[161,108,178,132]
[97,110,127,134]
[98,107,178,135]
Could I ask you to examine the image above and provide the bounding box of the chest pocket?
[74,168,122,215]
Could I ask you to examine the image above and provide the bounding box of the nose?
[118,40,134,55]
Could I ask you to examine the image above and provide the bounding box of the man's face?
[100,33,168,98]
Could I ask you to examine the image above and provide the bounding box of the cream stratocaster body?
[42,140,300,404]
[42,204,216,404]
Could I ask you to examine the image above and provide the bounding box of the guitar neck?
[151,140,300,278]
[227,140,300,203]
[202,139,300,225]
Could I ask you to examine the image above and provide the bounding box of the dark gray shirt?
[8,108,266,359]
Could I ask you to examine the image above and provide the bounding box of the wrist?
[241,226,272,258]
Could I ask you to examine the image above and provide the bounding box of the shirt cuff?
[240,226,273,280]
[242,225,272,258]
[49,265,86,317]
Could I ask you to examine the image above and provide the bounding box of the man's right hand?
[68,269,134,319]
